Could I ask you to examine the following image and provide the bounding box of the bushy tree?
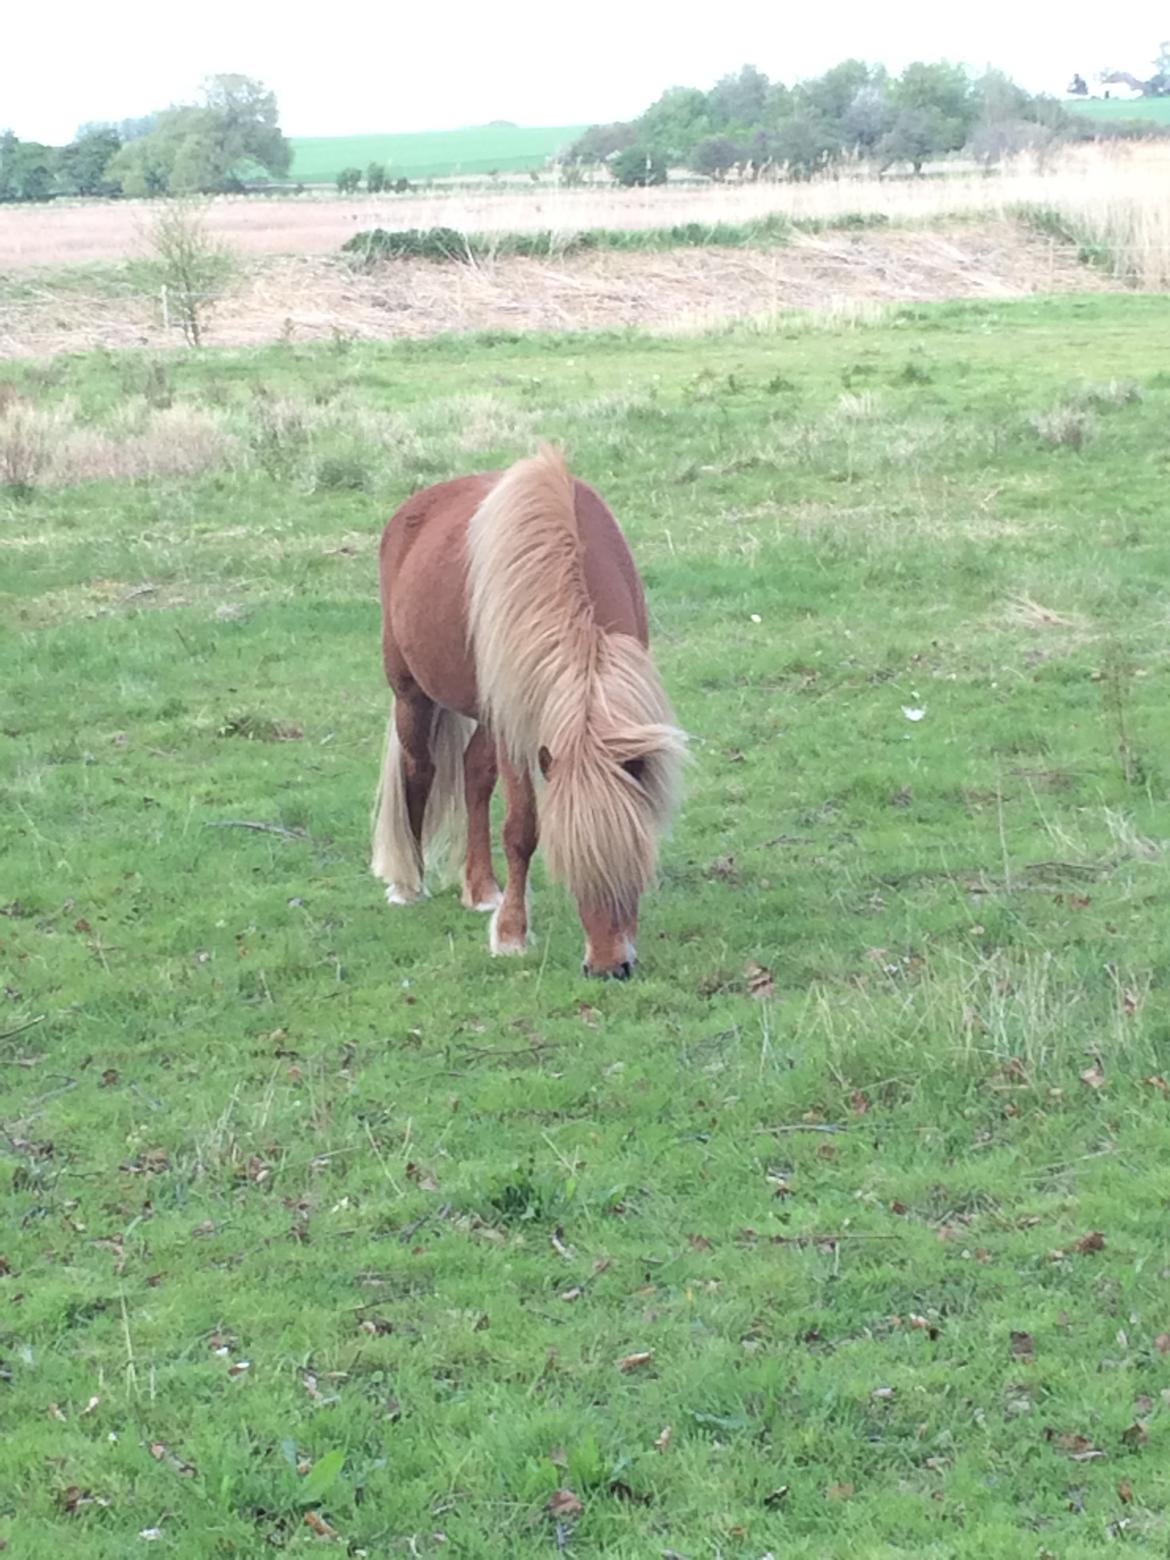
[691,135,744,180]
[636,86,710,163]
[772,114,842,179]
[0,134,57,201]
[337,166,362,194]
[201,74,290,177]
[844,85,893,149]
[611,145,667,186]
[892,61,976,148]
[106,76,289,196]
[707,65,771,129]
[877,107,953,172]
[798,60,883,124]
[366,162,388,193]
[568,122,637,162]
[58,129,122,196]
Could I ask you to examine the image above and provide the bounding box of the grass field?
[4,292,1170,1555]
[287,125,586,185]
[1065,97,1170,124]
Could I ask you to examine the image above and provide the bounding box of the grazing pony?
[371,445,684,977]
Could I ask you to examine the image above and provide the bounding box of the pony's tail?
[370,706,473,898]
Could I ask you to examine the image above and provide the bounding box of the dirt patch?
[1,222,1114,360]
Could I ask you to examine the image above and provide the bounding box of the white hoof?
[385,883,424,906]
[462,882,503,913]
[489,904,529,956]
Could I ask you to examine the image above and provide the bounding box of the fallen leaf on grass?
[825,1482,855,1500]
[1122,1421,1149,1449]
[1119,1479,1134,1503]
[1080,1065,1106,1090]
[303,1510,338,1538]
[559,1286,584,1303]
[764,1486,790,1509]
[148,1441,196,1476]
[1145,1076,1168,1093]
[99,1069,119,1087]
[688,1233,712,1251]
[618,1351,653,1373]
[1011,1331,1036,1359]
[1074,1231,1106,1254]
[1155,1334,1170,1354]
[654,1426,672,1452]
[1049,1430,1106,1461]
[849,1089,870,1114]
[47,1403,67,1421]
[546,1489,583,1519]
[549,1226,575,1261]
[745,961,775,1000]
[80,1395,101,1416]
[871,1386,895,1401]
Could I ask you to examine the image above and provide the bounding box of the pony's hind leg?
[371,682,436,905]
[461,724,502,912]
[491,751,537,956]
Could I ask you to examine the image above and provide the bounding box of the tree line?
[569,58,1165,185]
[0,75,290,202]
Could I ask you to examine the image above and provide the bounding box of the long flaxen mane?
[466,445,685,916]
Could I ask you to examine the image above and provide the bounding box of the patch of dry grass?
[0,220,1113,360]
[0,396,239,488]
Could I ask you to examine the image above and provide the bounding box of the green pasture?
[3,292,1170,1555]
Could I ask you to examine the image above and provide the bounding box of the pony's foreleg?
[461,724,502,912]
[490,750,537,956]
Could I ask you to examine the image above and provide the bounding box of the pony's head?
[537,635,685,977]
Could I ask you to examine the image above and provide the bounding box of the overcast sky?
[4,0,1166,143]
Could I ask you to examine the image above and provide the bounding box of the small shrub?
[311,450,372,492]
[0,398,55,495]
[1074,379,1142,411]
[611,146,668,187]
[146,201,237,349]
[366,161,388,194]
[1030,405,1095,450]
[336,167,362,194]
[248,394,309,480]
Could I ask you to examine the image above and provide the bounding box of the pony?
[371,445,684,977]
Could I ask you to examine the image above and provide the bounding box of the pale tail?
[370,706,474,894]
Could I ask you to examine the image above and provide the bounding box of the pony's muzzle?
[583,959,633,981]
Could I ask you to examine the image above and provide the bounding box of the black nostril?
[614,961,632,981]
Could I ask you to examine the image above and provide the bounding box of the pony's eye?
[622,757,646,785]
[538,746,553,779]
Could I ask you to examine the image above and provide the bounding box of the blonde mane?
[466,446,684,914]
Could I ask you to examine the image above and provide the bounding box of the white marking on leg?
[489,901,529,956]
[462,879,503,913]
[385,883,425,907]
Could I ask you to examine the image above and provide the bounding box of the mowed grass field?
[1065,97,1170,124]
[287,125,586,184]
[3,293,1170,1556]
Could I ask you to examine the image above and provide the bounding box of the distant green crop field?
[288,124,586,183]
[1064,95,1170,122]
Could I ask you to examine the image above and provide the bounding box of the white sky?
[4,0,1166,143]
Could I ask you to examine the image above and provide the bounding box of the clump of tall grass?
[340,212,893,266]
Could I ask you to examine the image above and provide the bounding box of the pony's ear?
[538,745,553,779]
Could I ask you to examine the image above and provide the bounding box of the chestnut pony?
[371,445,684,977]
